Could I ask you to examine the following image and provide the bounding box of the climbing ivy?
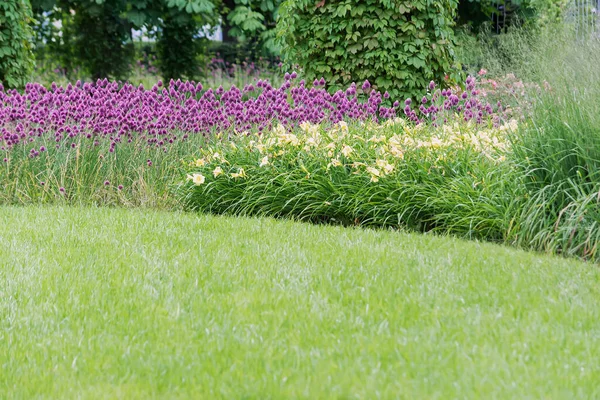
[277,0,460,101]
[0,0,35,88]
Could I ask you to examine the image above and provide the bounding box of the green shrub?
[276,0,460,101]
[0,0,35,88]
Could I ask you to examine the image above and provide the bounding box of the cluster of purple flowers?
[0,76,394,153]
[403,77,501,126]
[0,75,501,155]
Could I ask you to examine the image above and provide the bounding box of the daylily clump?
[184,118,515,188]
[178,117,519,235]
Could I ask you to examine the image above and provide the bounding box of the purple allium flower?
[0,73,499,161]
[405,98,412,106]
[59,187,65,193]
[104,180,110,186]
[362,80,371,90]
[421,96,428,104]
[429,81,436,90]
[118,185,123,191]
[40,181,45,186]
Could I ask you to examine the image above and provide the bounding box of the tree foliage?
[30,0,219,81]
[157,7,212,81]
[70,0,136,80]
[277,0,460,101]
[224,0,282,54]
[0,0,35,88]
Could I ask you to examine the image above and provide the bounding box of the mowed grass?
[1,206,600,399]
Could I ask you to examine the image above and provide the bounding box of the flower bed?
[179,118,518,239]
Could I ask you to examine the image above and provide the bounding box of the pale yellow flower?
[383,117,406,127]
[389,145,404,159]
[368,135,386,143]
[194,158,207,167]
[430,137,443,148]
[212,166,224,178]
[255,143,267,154]
[306,134,321,148]
[338,121,349,133]
[278,133,300,146]
[230,168,247,179]
[329,158,342,167]
[376,159,394,175]
[366,166,381,182]
[299,121,311,132]
[341,145,353,157]
[300,121,320,135]
[273,124,286,136]
[187,173,206,185]
[259,156,270,167]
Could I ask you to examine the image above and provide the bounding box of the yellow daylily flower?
[329,158,343,168]
[341,145,353,157]
[213,166,224,177]
[338,121,349,133]
[376,159,394,175]
[187,173,206,186]
[230,168,247,179]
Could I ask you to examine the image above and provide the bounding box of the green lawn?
[1,206,599,399]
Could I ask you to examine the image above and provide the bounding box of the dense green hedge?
[0,0,35,88]
[277,0,460,100]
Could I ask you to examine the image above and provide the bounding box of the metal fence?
[490,0,517,34]
[488,0,600,39]
[565,0,600,39]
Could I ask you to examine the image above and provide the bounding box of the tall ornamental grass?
[509,34,600,260]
